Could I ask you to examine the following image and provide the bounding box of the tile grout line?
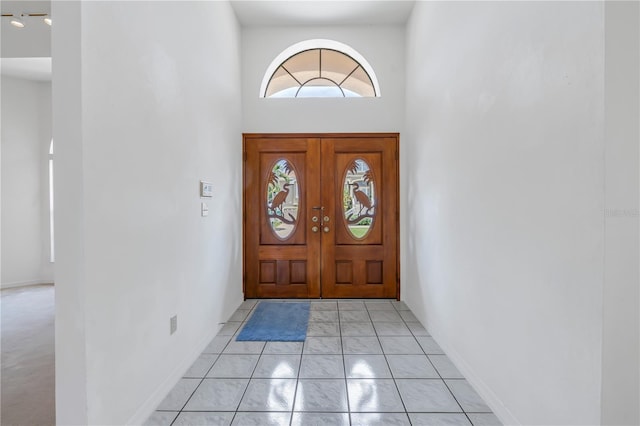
[230,300,266,424]
[167,300,259,426]
[395,301,472,424]
[287,301,310,426]
[370,301,412,424]
[337,301,353,426]
[394,302,485,423]
[426,358,473,423]
[158,300,494,425]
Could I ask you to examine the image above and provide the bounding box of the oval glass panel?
[266,159,299,240]
[343,159,376,239]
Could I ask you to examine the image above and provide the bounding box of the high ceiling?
[1,1,416,80]
[0,0,50,15]
[1,0,51,80]
[230,1,416,27]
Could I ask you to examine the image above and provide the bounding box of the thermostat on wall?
[200,181,213,197]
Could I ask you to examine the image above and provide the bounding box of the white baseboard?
[126,321,226,425]
[1,280,54,290]
[428,327,520,426]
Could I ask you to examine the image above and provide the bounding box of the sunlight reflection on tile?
[146,300,500,426]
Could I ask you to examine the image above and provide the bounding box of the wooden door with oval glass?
[243,134,399,299]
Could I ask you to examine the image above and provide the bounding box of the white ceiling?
[1,57,51,81]
[230,1,416,26]
[0,0,50,15]
[0,1,414,80]
[1,1,51,79]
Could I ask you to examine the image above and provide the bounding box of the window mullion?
[281,65,303,87]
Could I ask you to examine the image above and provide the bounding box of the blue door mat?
[235,301,310,342]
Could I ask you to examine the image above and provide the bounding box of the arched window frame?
[260,39,381,98]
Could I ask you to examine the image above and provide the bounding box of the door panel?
[321,137,398,298]
[244,137,321,298]
[244,134,398,299]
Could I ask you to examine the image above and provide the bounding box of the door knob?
[312,226,319,233]
[323,226,330,233]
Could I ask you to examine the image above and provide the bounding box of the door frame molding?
[242,132,400,299]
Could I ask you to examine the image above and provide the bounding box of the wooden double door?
[243,134,399,299]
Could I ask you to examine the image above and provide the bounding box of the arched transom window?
[261,39,380,98]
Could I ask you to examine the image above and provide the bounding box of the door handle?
[312,207,327,232]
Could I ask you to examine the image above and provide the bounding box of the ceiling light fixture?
[2,12,52,27]
[10,13,25,28]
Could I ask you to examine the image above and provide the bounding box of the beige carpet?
[1,284,55,426]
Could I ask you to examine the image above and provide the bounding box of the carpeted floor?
[1,284,55,426]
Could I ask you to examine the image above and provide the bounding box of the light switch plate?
[200,181,213,197]
[201,202,209,217]
[170,315,177,335]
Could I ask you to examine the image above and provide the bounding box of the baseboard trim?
[126,320,227,425]
[427,326,520,425]
[1,280,54,290]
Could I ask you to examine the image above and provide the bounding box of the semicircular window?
[343,159,376,239]
[266,159,299,240]
[265,48,377,98]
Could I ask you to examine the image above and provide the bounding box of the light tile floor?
[145,300,502,426]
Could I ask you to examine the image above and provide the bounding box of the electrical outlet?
[170,315,178,335]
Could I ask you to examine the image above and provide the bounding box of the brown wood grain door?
[320,136,398,298]
[244,136,321,298]
[243,134,398,299]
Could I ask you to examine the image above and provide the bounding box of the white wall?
[405,2,605,424]
[242,25,404,133]
[1,75,53,288]
[601,2,640,424]
[52,2,87,423]
[52,1,243,424]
